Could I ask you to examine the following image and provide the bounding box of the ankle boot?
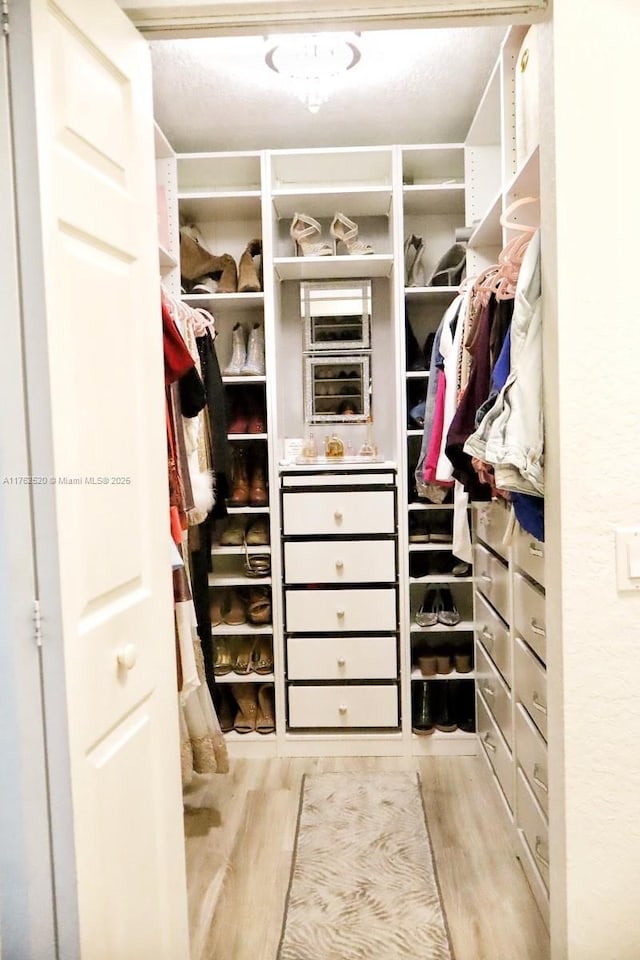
[411,680,435,735]
[230,683,258,733]
[224,323,247,376]
[452,679,476,732]
[242,323,265,376]
[180,231,237,290]
[249,454,268,507]
[435,680,458,733]
[238,239,262,293]
[229,447,250,507]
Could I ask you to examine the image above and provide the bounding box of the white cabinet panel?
[287,635,397,680]
[284,539,396,584]
[513,572,547,664]
[282,490,395,535]
[285,588,396,633]
[288,684,398,728]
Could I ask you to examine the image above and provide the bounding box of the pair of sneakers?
[415,587,460,627]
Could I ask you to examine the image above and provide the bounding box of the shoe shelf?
[222,374,267,385]
[402,183,466,216]
[271,186,392,220]
[211,623,273,636]
[223,730,276,742]
[208,573,272,587]
[411,621,475,633]
[408,502,455,511]
[216,672,276,685]
[226,433,268,442]
[407,428,423,438]
[273,254,394,282]
[182,292,264,312]
[404,286,460,301]
[409,574,474,584]
[226,505,270,515]
[212,545,271,556]
[408,541,455,552]
[406,370,430,380]
[177,191,262,222]
[410,668,476,681]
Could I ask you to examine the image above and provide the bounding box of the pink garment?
[423,371,452,486]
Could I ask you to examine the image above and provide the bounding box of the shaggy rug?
[277,772,454,960]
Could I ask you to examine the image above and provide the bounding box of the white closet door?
[15,1,189,957]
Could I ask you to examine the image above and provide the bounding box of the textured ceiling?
[150,26,505,153]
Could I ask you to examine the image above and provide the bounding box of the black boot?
[452,678,476,733]
[435,680,458,733]
[411,680,436,735]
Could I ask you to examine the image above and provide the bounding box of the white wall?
[545,2,640,957]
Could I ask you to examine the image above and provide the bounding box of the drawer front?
[284,539,396,584]
[476,499,510,560]
[282,490,395,536]
[288,684,398,728]
[512,525,545,587]
[475,590,511,684]
[517,768,550,890]
[514,637,548,740]
[287,635,397,680]
[474,542,510,624]
[285,588,397,633]
[513,572,547,664]
[475,641,513,748]
[477,692,514,811]
[516,703,549,816]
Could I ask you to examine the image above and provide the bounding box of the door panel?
[21,1,190,956]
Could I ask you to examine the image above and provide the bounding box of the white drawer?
[285,588,397,633]
[516,703,549,816]
[475,590,511,684]
[288,684,398,728]
[477,692,513,811]
[512,525,545,587]
[282,490,395,536]
[284,539,396,584]
[475,641,513,748]
[474,541,510,624]
[516,768,549,891]
[475,499,510,560]
[287,635,397,680]
[514,637,547,740]
[513,572,547,664]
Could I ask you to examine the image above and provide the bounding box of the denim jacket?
[463,230,543,497]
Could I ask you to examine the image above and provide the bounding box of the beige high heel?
[330,212,374,255]
[290,213,333,257]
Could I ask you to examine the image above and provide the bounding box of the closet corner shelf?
[227,433,268,442]
[182,292,264,312]
[216,672,275,685]
[158,244,177,268]
[404,286,460,301]
[274,254,394,281]
[411,620,474,633]
[402,182,466,215]
[469,189,502,248]
[410,668,476,681]
[208,573,272,587]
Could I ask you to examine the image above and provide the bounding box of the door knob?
[116,643,138,670]
[337,657,346,666]
[335,559,344,570]
[337,609,345,619]
[338,704,348,715]
[334,510,343,523]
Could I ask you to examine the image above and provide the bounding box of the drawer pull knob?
[482,684,495,698]
[334,510,343,523]
[116,643,138,670]
[534,837,550,869]
[338,704,348,715]
[337,657,347,667]
[481,573,492,583]
[532,692,547,715]
[532,764,549,793]
[335,559,344,570]
[337,609,345,618]
[529,544,544,558]
[481,626,494,646]
[530,619,546,637]
[483,732,497,753]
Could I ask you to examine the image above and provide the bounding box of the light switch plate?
[615,527,640,591]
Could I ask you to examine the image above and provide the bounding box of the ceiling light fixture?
[265,33,361,114]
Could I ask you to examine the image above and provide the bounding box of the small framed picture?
[304,354,371,424]
[300,280,371,353]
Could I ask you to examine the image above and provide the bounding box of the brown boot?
[229,447,250,507]
[180,232,238,292]
[237,238,262,293]
[249,453,268,507]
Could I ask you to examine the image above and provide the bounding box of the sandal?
[247,586,271,625]
[244,540,271,578]
[256,684,275,734]
[230,683,258,733]
[213,637,234,676]
[223,588,246,626]
[233,636,257,675]
[253,637,274,675]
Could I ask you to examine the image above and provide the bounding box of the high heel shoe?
[330,212,374,255]
[408,237,426,287]
[256,684,275,734]
[238,238,262,292]
[290,213,333,257]
[230,684,258,733]
[427,242,466,287]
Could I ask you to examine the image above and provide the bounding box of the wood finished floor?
[183,756,549,960]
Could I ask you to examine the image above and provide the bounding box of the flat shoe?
[415,588,442,628]
[219,516,247,546]
[224,588,246,626]
[437,587,461,627]
[245,517,270,545]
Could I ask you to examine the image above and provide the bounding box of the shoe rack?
[156,24,541,762]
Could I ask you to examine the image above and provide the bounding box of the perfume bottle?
[301,431,317,459]
[324,433,345,458]
[358,418,378,458]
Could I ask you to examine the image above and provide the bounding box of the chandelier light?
[265,34,361,114]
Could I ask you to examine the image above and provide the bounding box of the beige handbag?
[515,26,540,169]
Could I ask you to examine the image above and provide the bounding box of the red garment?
[423,371,452,486]
[162,303,194,385]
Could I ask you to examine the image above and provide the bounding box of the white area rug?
[277,772,454,960]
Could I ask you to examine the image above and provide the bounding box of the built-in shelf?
[223,375,267,385]
[226,505,271,515]
[208,573,272,587]
[211,623,273,636]
[504,145,541,215]
[404,286,460,301]
[158,244,177,269]
[411,621,475,633]
[223,730,276,741]
[227,433,268,442]
[469,189,503,248]
[409,575,473,584]
[274,255,394,281]
[212,545,271,556]
[406,370,430,379]
[182,292,264,312]
[408,502,454,511]
[217,673,275,685]
[407,429,423,438]
[410,668,475,681]
[403,183,466,216]
[408,542,455,552]
[272,186,392,219]
[178,191,262,221]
